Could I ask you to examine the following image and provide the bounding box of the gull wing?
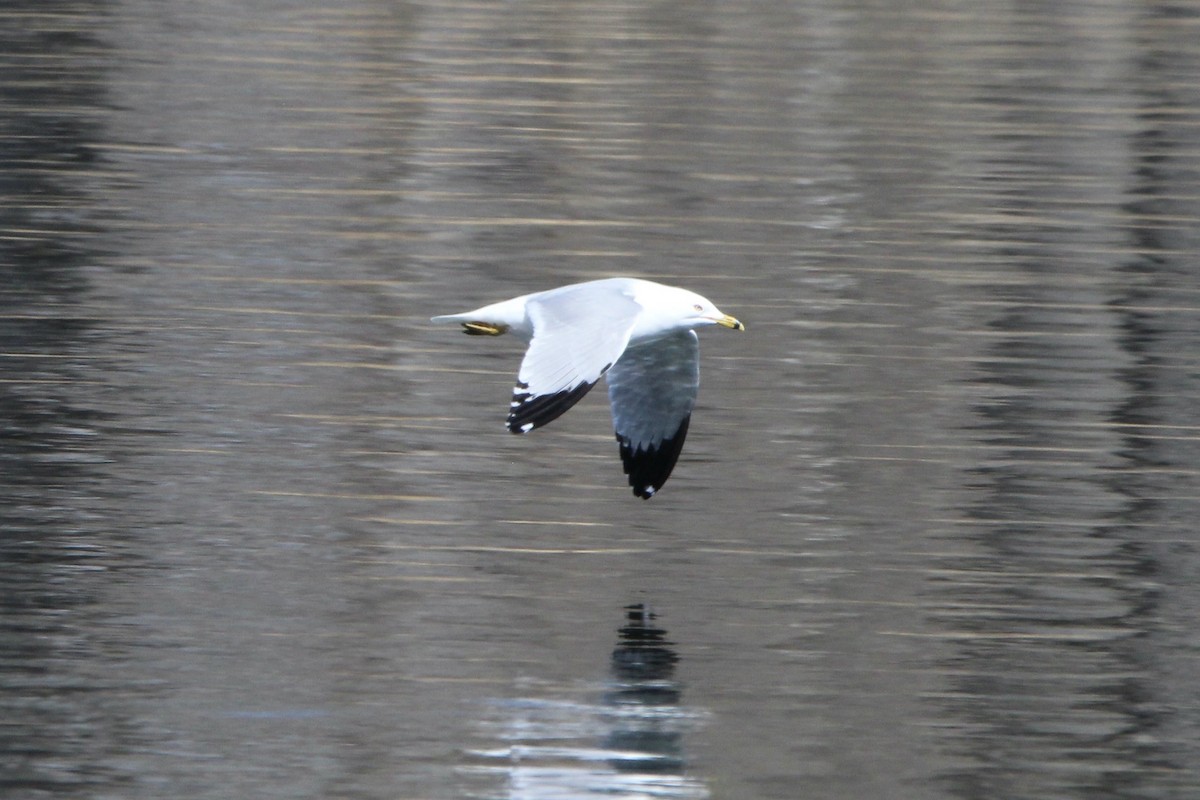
[507,285,641,433]
[605,330,700,498]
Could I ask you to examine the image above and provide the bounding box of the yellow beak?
[715,314,745,331]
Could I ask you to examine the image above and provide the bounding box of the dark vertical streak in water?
[1107,1,1200,788]
[0,3,146,796]
[926,5,1200,798]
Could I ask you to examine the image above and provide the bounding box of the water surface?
[2,1,1200,798]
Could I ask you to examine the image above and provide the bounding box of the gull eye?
[693,303,704,312]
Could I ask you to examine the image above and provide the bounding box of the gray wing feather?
[605,330,700,497]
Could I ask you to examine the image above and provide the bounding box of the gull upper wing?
[605,330,700,498]
[507,285,641,433]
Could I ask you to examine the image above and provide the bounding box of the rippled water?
[3,1,1200,798]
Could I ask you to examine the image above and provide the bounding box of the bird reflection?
[603,604,685,772]
[468,603,708,799]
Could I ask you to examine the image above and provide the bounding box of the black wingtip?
[507,380,596,434]
[617,416,691,499]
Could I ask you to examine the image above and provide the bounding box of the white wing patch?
[506,285,641,433]
[605,331,700,498]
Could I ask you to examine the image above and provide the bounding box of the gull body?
[431,277,743,498]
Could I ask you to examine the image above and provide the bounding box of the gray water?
[3,1,1200,798]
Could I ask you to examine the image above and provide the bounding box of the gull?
[431,277,744,498]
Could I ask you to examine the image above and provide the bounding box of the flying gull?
[431,277,744,498]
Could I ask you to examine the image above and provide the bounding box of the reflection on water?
[2,1,1200,799]
[915,10,1200,795]
[0,5,148,796]
[605,604,687,772]
[469,604,707,800]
